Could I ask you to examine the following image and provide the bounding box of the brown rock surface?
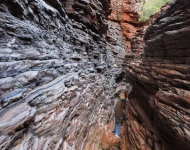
[125,0,190,150]
[120,23,137,40]
[101,121,120,150]
[102,131,120,150]
[1,0,190,150]
[108,0,145,57]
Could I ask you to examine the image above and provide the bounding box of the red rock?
[108,0,146,60]
[125,1,190,150]
[102,131,120,150]
[120,23,137,40]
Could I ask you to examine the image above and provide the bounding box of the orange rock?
[101,131,120,150]
[120,23,137,40]
[121,13,138,23]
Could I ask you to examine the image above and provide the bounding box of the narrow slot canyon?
[0,0,190,150]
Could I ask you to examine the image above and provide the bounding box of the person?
[112,82,132,138]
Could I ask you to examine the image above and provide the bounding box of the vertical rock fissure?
[1,0,190,150]
[125,0,190,150]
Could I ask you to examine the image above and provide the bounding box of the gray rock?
[0,103,36,134]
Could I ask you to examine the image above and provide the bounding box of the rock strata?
[1,0,190,150]
[0,0,124,149]
[125,0,190,150]
[109,0,147,63]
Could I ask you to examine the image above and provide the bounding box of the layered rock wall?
[125,0,190,149]
[1,0,190,150]
[109,0,145,53]
[0,0,125,149]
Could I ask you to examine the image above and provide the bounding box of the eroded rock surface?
[109,0,147,63]
[125,0,190,149]
[0,0,125,149]
[1,0,190,150]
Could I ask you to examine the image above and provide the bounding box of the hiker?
[112,82,132,138]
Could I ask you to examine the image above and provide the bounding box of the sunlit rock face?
[125,0,190,149]
[103,1,147,149]
[108,0,146,63]
[0,0,126,149]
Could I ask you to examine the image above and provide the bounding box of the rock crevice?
[125,0,190,149]
[1,0,190,150]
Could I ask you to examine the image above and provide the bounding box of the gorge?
[0,0,190,150]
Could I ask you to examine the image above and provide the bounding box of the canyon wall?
[0,0,126,149]
[125,0,190,149]
[103,0,147,149]
[1,0,190,150]
[108,0,146,62]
